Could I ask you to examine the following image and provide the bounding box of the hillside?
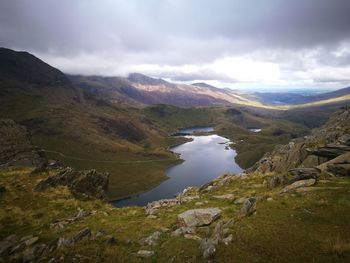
[250,107,350,175]
[0,109,349,262]
[71,73,275,108]
[0,48,184,200]
[0,48,344,199]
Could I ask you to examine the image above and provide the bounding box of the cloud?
[0,0,350,90]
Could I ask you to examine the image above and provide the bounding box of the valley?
[0,48,350,263]
[1,48,349,200]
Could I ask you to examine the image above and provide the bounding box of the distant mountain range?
[1,47,350,109]
[254,87,350,105]
[70,73,350,109]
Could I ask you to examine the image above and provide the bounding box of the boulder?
[171,227,196,237]
[318,152,350,177]
[239,197,256,217]
[139,231,162,246]
[199,238,217,260]
[136,250,154,258]
[178,208,222,227]
[288,168,320,182]
[34,167,109,200]
[280,179,316,193]
[266,175,288,188]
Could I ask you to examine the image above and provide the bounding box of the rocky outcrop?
[50,209,95,229]
[317,152,350,177]
[144,187,200,215]
[280,179,316,193]
[177,208,222,227]
[249,108,350,174]
[0,119,42,167]
[34,167,109,199]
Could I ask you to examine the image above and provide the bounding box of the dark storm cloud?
[0,0,350,88]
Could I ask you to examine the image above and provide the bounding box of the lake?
[113,127,243,207]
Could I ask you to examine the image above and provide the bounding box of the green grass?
[1,168,350,262]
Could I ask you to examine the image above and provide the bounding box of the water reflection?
[113,134,242,207]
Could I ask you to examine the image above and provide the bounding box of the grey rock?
[139,231,162,246]
[222,234,233,245]
[145,198,180,215]
[308,144,350,159]
[212,221,224,242]
[184,234,202,241]
[281,179,316,193]
[267,175,288,188]
[199,238,217,260]
[288,168,320,182]
[318,152,350,177]
[178,208,222,227]
[50,209,91,229]
[239,197,256,217]
[171,227,196,237]
[234,197,248,204]
[136,250,154,258]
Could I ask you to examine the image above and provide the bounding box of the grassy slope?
[1,168,349,262]
[0,90,184,200]
[0,89,321,199]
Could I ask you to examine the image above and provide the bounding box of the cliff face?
[249,107,350,175]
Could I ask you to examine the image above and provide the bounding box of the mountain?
[72,72,350,109]
[0,47,69,86]
[0,47,80,103]
[71,73,272,108]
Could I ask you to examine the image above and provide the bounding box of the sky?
[1,0,350,92]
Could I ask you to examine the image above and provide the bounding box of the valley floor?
[1,167,350,262]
